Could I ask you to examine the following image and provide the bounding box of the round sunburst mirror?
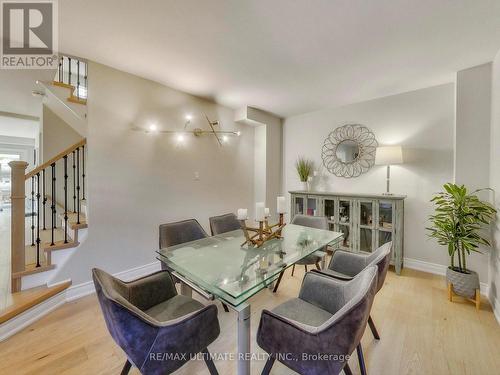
[321,124,378,178]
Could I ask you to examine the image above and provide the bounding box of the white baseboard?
[489,292,500,325]
[404,257,489,296]
[0,260,162,341]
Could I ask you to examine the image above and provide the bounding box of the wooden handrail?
[25,138,86,180]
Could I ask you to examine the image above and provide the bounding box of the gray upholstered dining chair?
[272,214,329,293]
[290,214,329,274]
[314,241,392,342]
[257,266,378,375]
[209,213,242,235]
[92,268,220,375]
[159,218,208,249]
[159,218,230,312]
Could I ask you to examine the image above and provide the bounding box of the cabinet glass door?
[378,201,394,230]
[323,198,336,227]
[337,199,352,250]
[306,196,319,216]
[378,200,395,259]
[293,196,305,216]
[358,200,375,252]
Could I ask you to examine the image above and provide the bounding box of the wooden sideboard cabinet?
[289,191,406,274]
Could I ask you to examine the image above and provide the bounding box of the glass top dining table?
[156,223,343,375]
[156,223,343,307]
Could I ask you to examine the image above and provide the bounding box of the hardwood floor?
[0,267,499,375]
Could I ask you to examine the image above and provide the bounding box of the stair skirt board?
[0,290,67,342]
[0,262,161,342]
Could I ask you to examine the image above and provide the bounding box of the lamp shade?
[375,146,403,165]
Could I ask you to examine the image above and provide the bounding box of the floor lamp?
[375,146,403,195]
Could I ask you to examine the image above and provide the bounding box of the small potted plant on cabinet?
[295,157,313,191]
[427,183,496,309]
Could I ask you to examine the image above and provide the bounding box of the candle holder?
[240,213,286,248]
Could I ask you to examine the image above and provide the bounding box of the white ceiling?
[60,0,500,117]
[0,69,52,117]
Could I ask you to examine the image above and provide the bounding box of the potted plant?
[427,183,496,302]
[295,157,313,191]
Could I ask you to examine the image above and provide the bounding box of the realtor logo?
[1,0,58,69]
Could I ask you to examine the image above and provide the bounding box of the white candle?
[255,202,265,221]
[264,207,270,217]
[277,196,286,213]
[237,208,248,220]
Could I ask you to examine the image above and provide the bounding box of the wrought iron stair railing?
[9,138,87,292]
[54,55,88,102]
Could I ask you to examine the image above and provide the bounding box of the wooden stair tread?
[0,281,71,324]
[25,227,70,265]
[67,96,87,105]
[52,81,74,90]
[70,221,88,230]
[55,212,88,231]
[43,240,80,252]
[12,263,56,279]
[60,211,86,221]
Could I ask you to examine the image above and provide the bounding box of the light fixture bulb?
[236,131,241,136]
[176,133,185,142]
[222,135,229,143]
[185,114,192,121]
[149,124,157,132]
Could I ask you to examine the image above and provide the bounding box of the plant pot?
[446,267,479,299]
[301,181,310,191]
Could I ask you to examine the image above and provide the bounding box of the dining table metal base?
[237,304,251,375]
[178,280,252,375]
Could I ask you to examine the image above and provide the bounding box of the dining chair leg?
[356,343,368,375]
[291,264,296,276]
[315,261,321,270]
[261,355,275,375]
[273,270,285,293]
[368,315,380,340]
[304,265,308,273]
[201,348,219,375]
[120,359,132,375]
[343,363,353,375]
[222,303,230,312]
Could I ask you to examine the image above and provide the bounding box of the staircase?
[0,55,89,335]
[9,139,88,293]
[36,55,88,137]
[54,55,88,105]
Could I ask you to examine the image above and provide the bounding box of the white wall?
[41,105,84,210]
[455,63,492,283]
[489,51,500,319]
[254,125,266,203]
[235,106,283,218]
[283,83,455,271]
[246,108,282,217]
[42,105,83,162]
[52,62,255,285]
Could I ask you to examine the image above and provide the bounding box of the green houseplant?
[427,183,496,299]
[295,157,314,190]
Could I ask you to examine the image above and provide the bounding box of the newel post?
[9,161,28,292]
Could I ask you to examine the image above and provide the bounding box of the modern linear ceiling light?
[132,114,240,146]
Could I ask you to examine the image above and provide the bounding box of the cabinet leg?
[447,283,453,302]
[475,289,480,310]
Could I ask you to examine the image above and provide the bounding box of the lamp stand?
[383,165,393,195]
